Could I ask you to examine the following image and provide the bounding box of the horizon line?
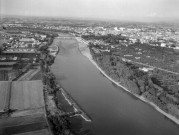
[1,14,179,24]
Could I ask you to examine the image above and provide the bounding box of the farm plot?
[14,129,50,135]
[0,114,50,135]
[10,80,44,110]
[0,81,11,112]
[18,68,41,81]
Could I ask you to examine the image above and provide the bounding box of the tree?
[0,46,3,55]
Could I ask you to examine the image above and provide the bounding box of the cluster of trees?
[48,115,72,135]
[82,34,128,44]
[39,43,56,93]
[39,39,73,135]
[0,45,3,55]
[90,47,179,118]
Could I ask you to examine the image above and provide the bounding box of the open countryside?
[1,0,179,134]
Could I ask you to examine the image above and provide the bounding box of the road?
[122,57,179,75]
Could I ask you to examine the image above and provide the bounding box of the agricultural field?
[0,81,11,112]
[0,80,50,135]
[17,68,41,81]
[10,80,44,110]
[112,43,179,73]
[0,114,50,135]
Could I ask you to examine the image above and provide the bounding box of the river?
[51,37,179,135]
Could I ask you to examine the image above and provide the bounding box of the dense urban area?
[0,16,179,134]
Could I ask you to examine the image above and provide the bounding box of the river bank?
[57,84,92,122]
[42,36,92,134]
[77,37,179,125]
[50,36,92,122]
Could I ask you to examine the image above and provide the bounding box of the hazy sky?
[1,0,179,21]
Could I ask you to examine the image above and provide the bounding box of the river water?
[51,37,179,135]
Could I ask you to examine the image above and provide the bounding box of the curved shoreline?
[59,85,92,122]
[51,36,92,122]
[76,37,179,125]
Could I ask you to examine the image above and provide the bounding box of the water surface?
[51,38,179,135]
